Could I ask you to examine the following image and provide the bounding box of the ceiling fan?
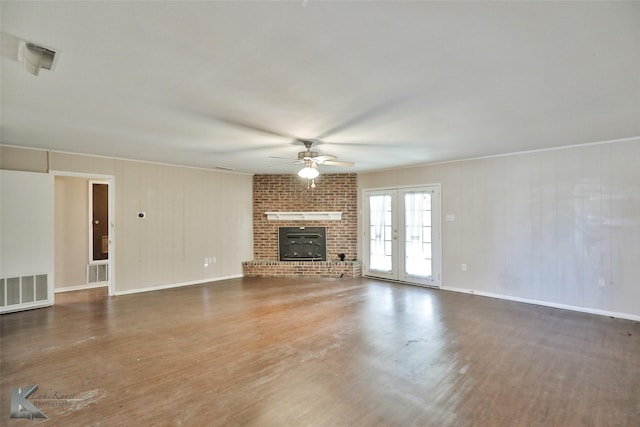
[270,139,354,181]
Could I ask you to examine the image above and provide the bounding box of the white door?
[363,186,441,287]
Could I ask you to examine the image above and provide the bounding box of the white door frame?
[363,188,398,281]
[362,184,441,288]
[51,171,116,296]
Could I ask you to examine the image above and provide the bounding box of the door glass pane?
[369,195,393,272]
[404,192,432,278]
[92,183,109,261]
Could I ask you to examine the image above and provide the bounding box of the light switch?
[446,214,456,222]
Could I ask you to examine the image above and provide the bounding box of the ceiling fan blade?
[313,154,337,162]
[213,143,288,155]
[205,114,297,140]
[323,141,419,149]
[322,160,355,167]
[317,94,418,139]
[176,107,297,140]
[269,155,295,160]
[268,161,303,168]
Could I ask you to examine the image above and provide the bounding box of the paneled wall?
[1,147,254,295]
[358,139,640,319]
[252,174,357,262]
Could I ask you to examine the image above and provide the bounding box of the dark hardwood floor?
[1,277,639,426]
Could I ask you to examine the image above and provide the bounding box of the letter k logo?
[10,385,48,419]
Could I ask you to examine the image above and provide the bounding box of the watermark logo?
[10,385,48,420]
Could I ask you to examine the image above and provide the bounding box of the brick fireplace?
[242,173,361,278]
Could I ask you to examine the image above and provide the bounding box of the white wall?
[0,170,55,312]
[358,138,640,319]
[1,170,54,278]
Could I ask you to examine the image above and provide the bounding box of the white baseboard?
[55,282,108,293]
[441,286,640,322]
[114,274,243,296]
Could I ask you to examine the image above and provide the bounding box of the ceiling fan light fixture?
[298,162,319,179]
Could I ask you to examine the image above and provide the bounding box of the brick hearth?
[242,260,362,278]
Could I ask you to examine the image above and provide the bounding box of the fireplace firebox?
[278,227,327,261]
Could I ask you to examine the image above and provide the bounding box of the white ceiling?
[2,1,639,174]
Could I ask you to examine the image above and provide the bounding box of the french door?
[363,185,441,287]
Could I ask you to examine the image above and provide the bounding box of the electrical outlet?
[598,277,605,287]
[461,264,467,272]
[211,257,216,264]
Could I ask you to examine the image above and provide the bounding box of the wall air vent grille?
[0,274,48,307]
[88,264,108,283]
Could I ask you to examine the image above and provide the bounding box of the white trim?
[49,170,113,180]
[441,286,640,322]
[6,136,640,178]
[0,300,53,314]
[363,276,440,289]
[265,212,342,221]
[360,183,440,192]
[113,274,243,296]
[108,177,115,296]
[47,148,252,175]
[55,282,108,293]
[358,136,640,175]
[5,136,640,177]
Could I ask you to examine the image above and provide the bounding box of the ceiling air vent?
[1,33,59,76]
[21,42,57,76]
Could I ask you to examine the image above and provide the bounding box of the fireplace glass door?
[364,186,440,287]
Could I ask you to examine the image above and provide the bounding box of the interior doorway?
[53,172,115,296]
